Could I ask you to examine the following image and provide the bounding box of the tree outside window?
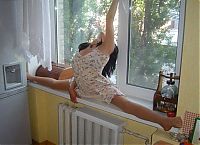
[128,0,181,90]
[56,0,116,64]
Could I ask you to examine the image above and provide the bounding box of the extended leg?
[111,95,182,131]
[27,74,70,91]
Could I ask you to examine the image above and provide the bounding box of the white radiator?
[58,104,126,145]
[58,104,73,145]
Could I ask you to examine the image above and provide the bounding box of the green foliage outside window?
[128,0,180,89]
[61,0,112,64]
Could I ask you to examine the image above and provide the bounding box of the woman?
[27,35,118,103]
[28,0,182,131]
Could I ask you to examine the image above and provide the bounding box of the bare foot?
[27,74,37,82]
[161,116,182,131]
[27,74,33,81]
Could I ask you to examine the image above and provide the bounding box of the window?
[117,0,186,100]
[55,0,186,101]
[55,0,118,65]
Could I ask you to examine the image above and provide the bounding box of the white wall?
[0,0,24,63]
[0,1,18,63]
[0,0,27,92]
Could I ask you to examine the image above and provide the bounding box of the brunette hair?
[78,42,118,78]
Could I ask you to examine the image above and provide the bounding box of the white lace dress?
[72,47,124,104]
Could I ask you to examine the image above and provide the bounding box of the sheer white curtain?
[20,0,53,70]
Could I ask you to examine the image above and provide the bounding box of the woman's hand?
[69,88,78,103]
[69,79,78,103]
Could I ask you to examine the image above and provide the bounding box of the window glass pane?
[128,0,181,90]
[56,0,118,65]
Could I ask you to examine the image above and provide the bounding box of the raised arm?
[99,0,119,55]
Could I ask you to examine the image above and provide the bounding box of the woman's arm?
[99,0,119,55]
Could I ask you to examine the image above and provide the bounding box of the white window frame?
[52,0,186,102]
[117,0,186,101]
[50,0,56,63]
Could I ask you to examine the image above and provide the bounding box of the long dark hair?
[78,42,118,78]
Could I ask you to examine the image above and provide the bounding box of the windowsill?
[28,82,178,132]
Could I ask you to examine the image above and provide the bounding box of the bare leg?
[111,95,182,131]
[27,74,70,91]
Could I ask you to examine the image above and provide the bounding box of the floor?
[32,140,55,145]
